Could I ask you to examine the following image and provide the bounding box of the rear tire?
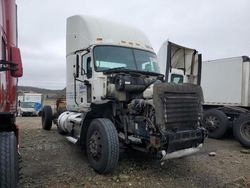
[0,132,19,188]
[41,105,53,130]
[203,109,229,139]
[86,118,119,174]
[233,114,250,148]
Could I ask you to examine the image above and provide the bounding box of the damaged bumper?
[160,143,203,160]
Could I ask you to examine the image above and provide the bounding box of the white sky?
[17,0,250,89]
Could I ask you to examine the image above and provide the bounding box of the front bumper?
[21,112,37,116]
[163,127,206,153]
[160,143,203,160]
[155,128,206,160]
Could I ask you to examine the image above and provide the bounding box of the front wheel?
[86,118,119,174]
[0,132,19,187]
[233,114,250,148]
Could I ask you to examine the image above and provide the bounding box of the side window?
[81,55,92,78]
[171,74,184,84]
[81,54,87,75]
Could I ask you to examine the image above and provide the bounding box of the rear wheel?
[203,109,229,139]
[233,114,250,148]
[41,105,53,130]
[86,118,119,174]
[0,132,19,188]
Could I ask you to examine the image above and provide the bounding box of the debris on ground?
[240,149,250,154]
[209,152,217,156]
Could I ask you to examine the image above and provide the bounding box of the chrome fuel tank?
[57,111,82,133]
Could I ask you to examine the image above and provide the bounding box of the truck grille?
[153,83,203,131]
[163,93,200,129]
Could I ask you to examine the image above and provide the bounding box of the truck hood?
[157,40,202,85]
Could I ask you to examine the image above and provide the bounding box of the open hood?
[157,40,202,85]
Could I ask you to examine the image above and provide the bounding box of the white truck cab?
[66,15,159,111]
[42,15,206,174]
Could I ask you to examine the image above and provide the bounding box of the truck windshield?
[21,102,35,108]
[93,46,160,74]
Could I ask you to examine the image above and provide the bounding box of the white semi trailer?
[201,56,250,148]
[41,15,206,173]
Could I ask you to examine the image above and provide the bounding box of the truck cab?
[0,0,23,186]
[42,15,206,174]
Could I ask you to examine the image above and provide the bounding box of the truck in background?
[18,93,44,116]
[202,56,250,148]
[0,0,23,186]
[41,15,205,174]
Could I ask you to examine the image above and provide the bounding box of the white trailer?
[201,56,250,148]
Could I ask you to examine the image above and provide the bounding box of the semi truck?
[41,15,206,174]
[201,56,250,148]
[0,0,23,187]
[18,93,44,116]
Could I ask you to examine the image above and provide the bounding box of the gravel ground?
[17,117,250,188]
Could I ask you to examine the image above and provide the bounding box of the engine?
[106,73,161,102]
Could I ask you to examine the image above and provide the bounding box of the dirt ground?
[17,117,250,188]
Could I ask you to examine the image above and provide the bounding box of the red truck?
[0,0,23,187]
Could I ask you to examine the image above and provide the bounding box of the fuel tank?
[57,111,82,133]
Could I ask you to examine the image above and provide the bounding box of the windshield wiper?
[103,67,163,77]
[103,67,131,73]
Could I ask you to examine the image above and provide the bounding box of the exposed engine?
[57,72,205,156]
[106,72,162,102]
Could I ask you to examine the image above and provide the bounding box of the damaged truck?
[41,15,206,173]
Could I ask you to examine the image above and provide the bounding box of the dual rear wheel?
[203,109,250,148]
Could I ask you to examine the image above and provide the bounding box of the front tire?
[233,114,250,148]
[0,132,19,188]
[203,109,229,139]
[41,105,53,130]
[86,118,119,174]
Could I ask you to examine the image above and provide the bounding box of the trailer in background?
[18,93,44,116]
[201,56,250,148]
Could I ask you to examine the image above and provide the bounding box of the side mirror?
[11,47,23,77]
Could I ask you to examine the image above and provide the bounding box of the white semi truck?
[201,56,250,148]
[41,15,206,173]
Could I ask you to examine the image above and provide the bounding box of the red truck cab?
[0,0,23,187]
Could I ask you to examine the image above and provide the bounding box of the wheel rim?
[88,131,103,161]
[204,115,220,132]
[240,121,250,141]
